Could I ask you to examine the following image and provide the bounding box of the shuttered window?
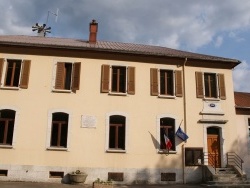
[195,72,226,100]
[150,68,182,97]
[54,62,81,91]
[0,59,31,89]
[101,64,135,95]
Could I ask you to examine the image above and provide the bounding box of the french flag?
[164,134,172,150]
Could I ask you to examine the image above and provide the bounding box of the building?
[0,20,243,184]
[235,92,250,177]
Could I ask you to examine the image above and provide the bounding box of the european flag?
[176,127,189,141]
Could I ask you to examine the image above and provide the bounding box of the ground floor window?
[185,147,203,166]
[0,110,16,145]
[160,117,175,151]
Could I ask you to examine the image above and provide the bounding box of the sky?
[0,0,249,92]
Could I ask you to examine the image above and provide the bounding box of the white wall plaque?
[81,115,97,128]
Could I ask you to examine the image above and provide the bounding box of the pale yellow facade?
[0,37,242,184]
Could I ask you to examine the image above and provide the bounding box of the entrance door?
[207,128,221,167]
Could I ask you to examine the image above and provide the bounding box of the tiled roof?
[0,35,240,65]
[234,92,250,108]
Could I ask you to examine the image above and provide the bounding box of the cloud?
[214,36,223,48]
[233,61,250,92]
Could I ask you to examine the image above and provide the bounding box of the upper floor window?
[248,118,250,138]
[0,58,31,89]
[54,62,81,92]
[160,117,175,151]
[196,72,226,99]
[150,68,182,97]
[101,65,135,95]
[109,115,126,150]
[50,112,69,148]
[0,109,16,146]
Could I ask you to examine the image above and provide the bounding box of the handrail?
[203,152,217,174]
[226,152,244,173]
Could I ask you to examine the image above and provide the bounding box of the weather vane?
[32,8,59,37]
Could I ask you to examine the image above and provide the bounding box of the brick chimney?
[89,19,98,44]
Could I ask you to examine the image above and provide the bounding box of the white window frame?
[0,58,24,90]
[46,109,72,151]
[105,112,129,153]
[108,65,128,96]
[156,114,179,154]
[0,106,19,149]
[157,69,176,98]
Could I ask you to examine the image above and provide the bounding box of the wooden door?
[207,134,221,167]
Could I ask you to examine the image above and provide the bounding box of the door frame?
[203,125,225,167]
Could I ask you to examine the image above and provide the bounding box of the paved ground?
[0,181,205,188]
[1,182,250,188]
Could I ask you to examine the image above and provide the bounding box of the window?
[50,112,69,148]
[185,148,203,166]
[0,58,31,89]
[54,62,81,91]
[101,65,135,94]
[150,68,182,97]
[248,118,250,138]
[0,110,16,145]
[160,118,175,151]
[196,72,226,99]
[108,115,126,150]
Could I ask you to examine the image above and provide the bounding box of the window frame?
[101,64,135,95]
[0,107,19,149]
[196,72,226,100]
[185,147,203,166]
[157,114,178,154]
[46,109,72,151]
[52,61,81,93]
[0,58,31,90]
[105,112,128,153]
[150,68,182,98]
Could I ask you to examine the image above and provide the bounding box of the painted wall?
[0,51,238,184]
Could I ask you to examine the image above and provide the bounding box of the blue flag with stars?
[176,127,189,141]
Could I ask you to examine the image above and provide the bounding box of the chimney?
[89,19,98,44]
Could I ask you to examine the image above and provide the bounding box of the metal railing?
[226,152,244,173]
[203,152,218,173]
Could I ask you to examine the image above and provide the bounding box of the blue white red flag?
[164,134,172,150]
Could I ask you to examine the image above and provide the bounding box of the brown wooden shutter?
[196,72,204,98]
[175,70,183,97]
[0,58,4,85]
[55,62,65,89]
[71,62,81,91]
[20,60,31,89]
[218,73,226,100]
[127,66,135,94]
[101,64,110,93]
[150,68,158,96]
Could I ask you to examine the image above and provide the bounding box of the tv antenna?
[32,8,59,37]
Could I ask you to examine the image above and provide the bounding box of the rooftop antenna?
[32,8,59,37]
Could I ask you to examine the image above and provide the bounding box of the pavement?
[0,181,206,188]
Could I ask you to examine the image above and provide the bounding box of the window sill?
[108,92,127,96]
[0,86,19,90]
[47,147,68,151]
[158,150,177,154]
[158,95,176,99]
[52,89,72,93]
[0,145,13,149]
[203,98,220,101]
[106,149,126,153]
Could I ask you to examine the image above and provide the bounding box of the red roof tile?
[234,92,250,108]
[0,35,240,66]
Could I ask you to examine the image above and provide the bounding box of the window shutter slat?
[175,70,183,97]
[218,73,226,100]
[72,62,81,91]
[127,66,135,94]
[101,64,110,93]
[0,58,4,86]
[196,72,203,98]
[150,68,158,96]
[20,60,31,89]
[55,62,65,89]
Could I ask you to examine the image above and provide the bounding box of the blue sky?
[0,0,249,92]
